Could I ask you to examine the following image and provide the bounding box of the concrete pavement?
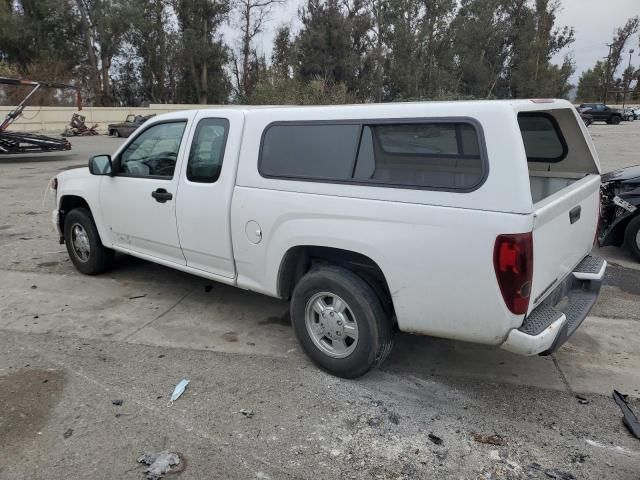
[1,125,640,479]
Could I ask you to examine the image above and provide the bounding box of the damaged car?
[599,165,640,261]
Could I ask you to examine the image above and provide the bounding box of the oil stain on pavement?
[0,369,64,452]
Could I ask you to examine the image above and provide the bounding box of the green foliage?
[2,0,635,106]
[245,73,355,105]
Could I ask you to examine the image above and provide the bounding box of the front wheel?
[64,208,114,275]
[611,116,621,125]
[290,266,394,378]
[624,215,640,262]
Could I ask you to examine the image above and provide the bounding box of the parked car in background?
[599,165,640,262]
[622,108,635,122]
[632,108,640,120]
[576,106,593,127]
[108,114,155,138]
[578,103,623,124]
[52,100,606,378]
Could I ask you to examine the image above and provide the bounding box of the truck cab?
[53,100,606,378]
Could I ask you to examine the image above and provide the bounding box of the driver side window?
[119,121,187,178]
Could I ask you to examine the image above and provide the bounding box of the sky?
[223,0,640,83]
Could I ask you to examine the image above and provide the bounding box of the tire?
[290,265,394,378]
[624,215,640,262]
[115,129,122,137]
[611,115,621,125]
[64,208,114,275]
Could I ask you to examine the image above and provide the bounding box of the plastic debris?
[137,451,181,480]
[575,394,590,405]
[129,294,147,300]
[240,408,255,418]
[112,399,123,406]
[168,379,190,405]
[63,428,73,439]
[472,432,507,446]
[612,390,640,439]
[428,433,443,445]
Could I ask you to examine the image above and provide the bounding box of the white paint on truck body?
[54,99,603,352]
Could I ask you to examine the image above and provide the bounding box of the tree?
[451,0,512,98]
[577,16,639,103]
[271,25,293,79]
[120,0,179,105]
[231,0,284,100]
[576,61,606,102]
[74,0,135,106]
[174,0,231,104]
[295,0,370,99]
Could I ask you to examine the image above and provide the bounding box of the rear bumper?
[500,255,606,356]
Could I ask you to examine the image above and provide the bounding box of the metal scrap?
[612,390,640,439]
[63,113,98,136]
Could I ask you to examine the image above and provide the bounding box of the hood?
[602,165,640,184]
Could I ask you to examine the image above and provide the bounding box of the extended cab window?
[187,118,229,183]
[119,121,186,178]
[259,120,485,190]
[518,113,567,162]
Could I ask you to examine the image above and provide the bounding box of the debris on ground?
[527,463,576,480]
[472,432,507,446]
[137,451,181,480]
[168,379,189,404]
[575,394,590,405]
[543,468,577,480]
[240,408,255,418]
[30,285,37,289]
[612,390,640,439]
[63,428,73,438]
[427,433,443,445]
[129,294,147,300]
[62,113,99,137]
[112,399,123,406]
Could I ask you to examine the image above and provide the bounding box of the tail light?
[494,233,533,315]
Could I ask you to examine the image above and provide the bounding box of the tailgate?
[529,174,600,312]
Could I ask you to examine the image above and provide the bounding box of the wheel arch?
[277,245,394,315]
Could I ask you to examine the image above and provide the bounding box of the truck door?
[100,116,193,265]
[174,111,244,279]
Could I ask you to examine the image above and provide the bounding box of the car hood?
[602,165,640,184]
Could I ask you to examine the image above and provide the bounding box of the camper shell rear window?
[518,112,568,162]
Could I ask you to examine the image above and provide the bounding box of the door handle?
[569,205,581,224]
[151,188,173,203]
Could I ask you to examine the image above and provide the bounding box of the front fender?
[56,171,111,246]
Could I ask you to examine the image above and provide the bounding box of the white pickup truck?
[52,100,606,378]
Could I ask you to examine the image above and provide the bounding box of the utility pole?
[623,49,635,109]
[603,43,614,104]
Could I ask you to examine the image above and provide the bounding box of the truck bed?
[529,173,582,204]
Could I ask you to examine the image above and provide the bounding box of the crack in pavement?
[122,288,195,342]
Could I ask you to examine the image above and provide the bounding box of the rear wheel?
[611,115,621,125]
[64,208,114,275]
[290,266,394,378]
[624,215,640,262]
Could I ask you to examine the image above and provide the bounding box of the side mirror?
[88,154,113,176]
